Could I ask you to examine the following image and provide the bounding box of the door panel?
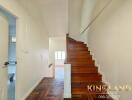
[0,11,8,100]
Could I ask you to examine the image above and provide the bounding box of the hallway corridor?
[1,0,132,99]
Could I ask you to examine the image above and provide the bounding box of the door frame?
[0,5,18,100]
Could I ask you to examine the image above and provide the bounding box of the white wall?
[80,0,97,44]
[49,37,66,77]
[88,0,132,99]
[17,0,68,37]
[68,0,97,43]
[68,0,83,40]
[39,0,68,37]
[0,0,49,99]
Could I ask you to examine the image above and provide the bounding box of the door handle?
[15,61,17,64]
[4,62,9,66]
[2,62,9,68]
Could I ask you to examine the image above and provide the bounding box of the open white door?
[0,11,9,100]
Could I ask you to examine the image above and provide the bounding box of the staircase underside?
[66,35,113,100]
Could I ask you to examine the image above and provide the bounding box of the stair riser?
[71,64,94,66]
[69,53,90,56]
[68,56,92,59]
[70,61,95,66]
[72,82,106,88]
[72,69,98,73]
[69,54,91,57]
[69,50,89,52]
[72,77,102,82]
[69,43,87,45]
[69,45,87,48]
[69,51,90,54]
[69,48,88,51]
[70,60,94,64]
[72,73,101,76]
[68,41,85,45]
[68,55,92,59]
[67,59,92,62]
[72,88,107,94]
[72,67,98,70]
[68,58,93,62]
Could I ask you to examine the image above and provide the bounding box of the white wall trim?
[21,77,43,100]
[64,64,71,98]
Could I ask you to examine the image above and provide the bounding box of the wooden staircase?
[66,34,113,100]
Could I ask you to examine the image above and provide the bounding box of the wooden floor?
[26,78,64,100]
[26,77,112,100]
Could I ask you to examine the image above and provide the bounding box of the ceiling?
[16,0,96,38]
[17,0,69,37]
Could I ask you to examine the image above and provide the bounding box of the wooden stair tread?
[72,78,102,82]
[72,65,96,67]
[72,87,107,95]
[71,63,95,66]
[69,55,92,58]
[69,50,90,55]
[72,81,106,87]
[69,47,88,51]
[68,59,93,62]
[69,60,94,63]
[72,66,98,69]
[72,67,98,73]
[66,35,113,100]
[69,45,87,48]
[69,54,91,57]
[72,73,101,76]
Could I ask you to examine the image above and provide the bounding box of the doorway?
[55,51,65,79]
[49,37,66,79]
[7,18,16,100]
[0,8,16,100]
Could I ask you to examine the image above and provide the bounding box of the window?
[55,51,65,60]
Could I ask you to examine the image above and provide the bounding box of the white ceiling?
[17,0,69,37]
[16,0,96,38]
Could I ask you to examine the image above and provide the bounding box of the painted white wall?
[39,0,68,37]
[80,0,97,44]
[68,0,97,43]
[49,37,66,77]
[17,0,68,37]
[0,0,49,99]
[68,0,83,40]
[88,0,132,99]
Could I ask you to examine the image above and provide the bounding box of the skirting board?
[21,77,43,100]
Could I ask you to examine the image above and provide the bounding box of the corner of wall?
[21,77,43,100]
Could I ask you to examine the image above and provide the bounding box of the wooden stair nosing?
[66,35,113,100]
